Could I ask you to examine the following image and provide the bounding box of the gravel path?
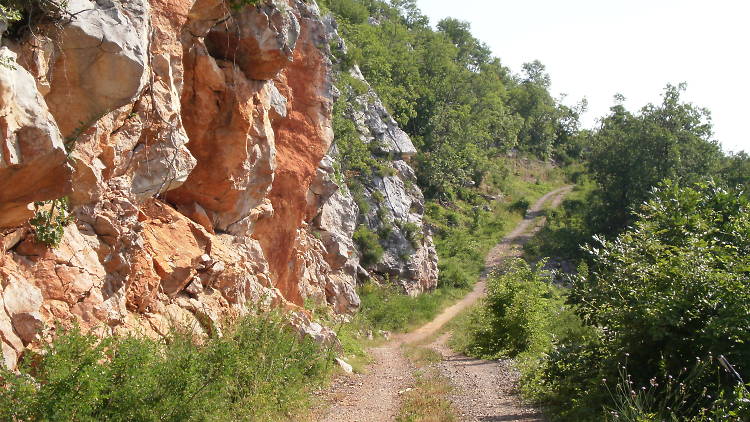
[431,333,544,422]
[318,186,572,422]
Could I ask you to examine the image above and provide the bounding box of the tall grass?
[0,312,333,421]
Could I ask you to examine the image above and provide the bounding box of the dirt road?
[320,186,572,422]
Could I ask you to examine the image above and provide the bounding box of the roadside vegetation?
[452,82,750,421]
[0,313,333,421]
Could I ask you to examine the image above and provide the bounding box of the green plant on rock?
[398,221,424,249]
[226,0,262,11]
[29,197,73,248]
[353,225,384,267]
[2,0,70,38]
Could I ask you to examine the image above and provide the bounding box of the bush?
[398,221,424,249]
[509,198,530,215]
[0,313,332,421]
[437,258,472,289]
[456,259,565,359]
[534,181,750,420]
[353,225,384,267]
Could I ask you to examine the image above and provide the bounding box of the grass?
[0,313,334,421]
[397,369,457,422]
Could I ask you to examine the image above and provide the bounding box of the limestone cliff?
[0,0,437,368]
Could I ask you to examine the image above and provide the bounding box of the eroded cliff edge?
[0,0,437,368]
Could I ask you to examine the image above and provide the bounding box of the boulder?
[44,0,150,138]
[0,48,72,228]
[205,2,300,80]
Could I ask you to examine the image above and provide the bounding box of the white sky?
[416,0,750,153]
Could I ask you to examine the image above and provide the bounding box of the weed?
[353,225,384,267]
[397,369,456,422]
[29,197,74,247]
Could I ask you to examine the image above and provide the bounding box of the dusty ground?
[431,333,544,422]
[318,186,571,422]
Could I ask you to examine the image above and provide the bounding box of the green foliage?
[0,313,332,421]
[586,84,723,234]
[454,259,575,359]
[353,225,384,267]
[397,221,423,249]
[719,151,750,190]
[331,84,379,178]
[0,4,22,24]
[29,197,74,248]
[508,198,530,215]
[600,356,750,422]
[322,0,574,199]
[530,181,750,420]
[1,0,70,38]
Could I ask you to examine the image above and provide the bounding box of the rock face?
[334,65,438,295]
[0,0,437,368]
[0,48,72,228]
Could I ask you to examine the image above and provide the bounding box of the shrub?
[398,221,424,249]
[350,182,371,215]
[509,198,530,215]
[457,259,562,359]
[437,259,471,289]
[2,0,70,39]
[29,197,74,247]
[0,313,332,421]
[353,225,384,267]
[535,181,750,420]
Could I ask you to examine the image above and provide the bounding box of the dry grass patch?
[403,345,442,368]
[397,369,456,422]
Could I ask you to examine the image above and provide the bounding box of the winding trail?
[319,186,572,422]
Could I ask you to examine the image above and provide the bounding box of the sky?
[416,0,750,153]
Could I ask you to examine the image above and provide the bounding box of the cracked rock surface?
[0,0,438,368]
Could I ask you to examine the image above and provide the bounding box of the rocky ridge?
[0,0,437,368]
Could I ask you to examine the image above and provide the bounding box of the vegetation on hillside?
[458,183,750,420]
[320,0,584,201]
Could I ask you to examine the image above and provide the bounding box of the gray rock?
[320,19,439,295]
[45,0,150,138]
[349,66,417,158]
[336,357,353,374]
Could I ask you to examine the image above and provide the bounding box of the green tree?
[586,83,722,233]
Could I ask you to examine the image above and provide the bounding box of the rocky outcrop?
[343,72,439,294]
[0,0,437,368]
[321,19,438,294]
[0,48,72,228]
